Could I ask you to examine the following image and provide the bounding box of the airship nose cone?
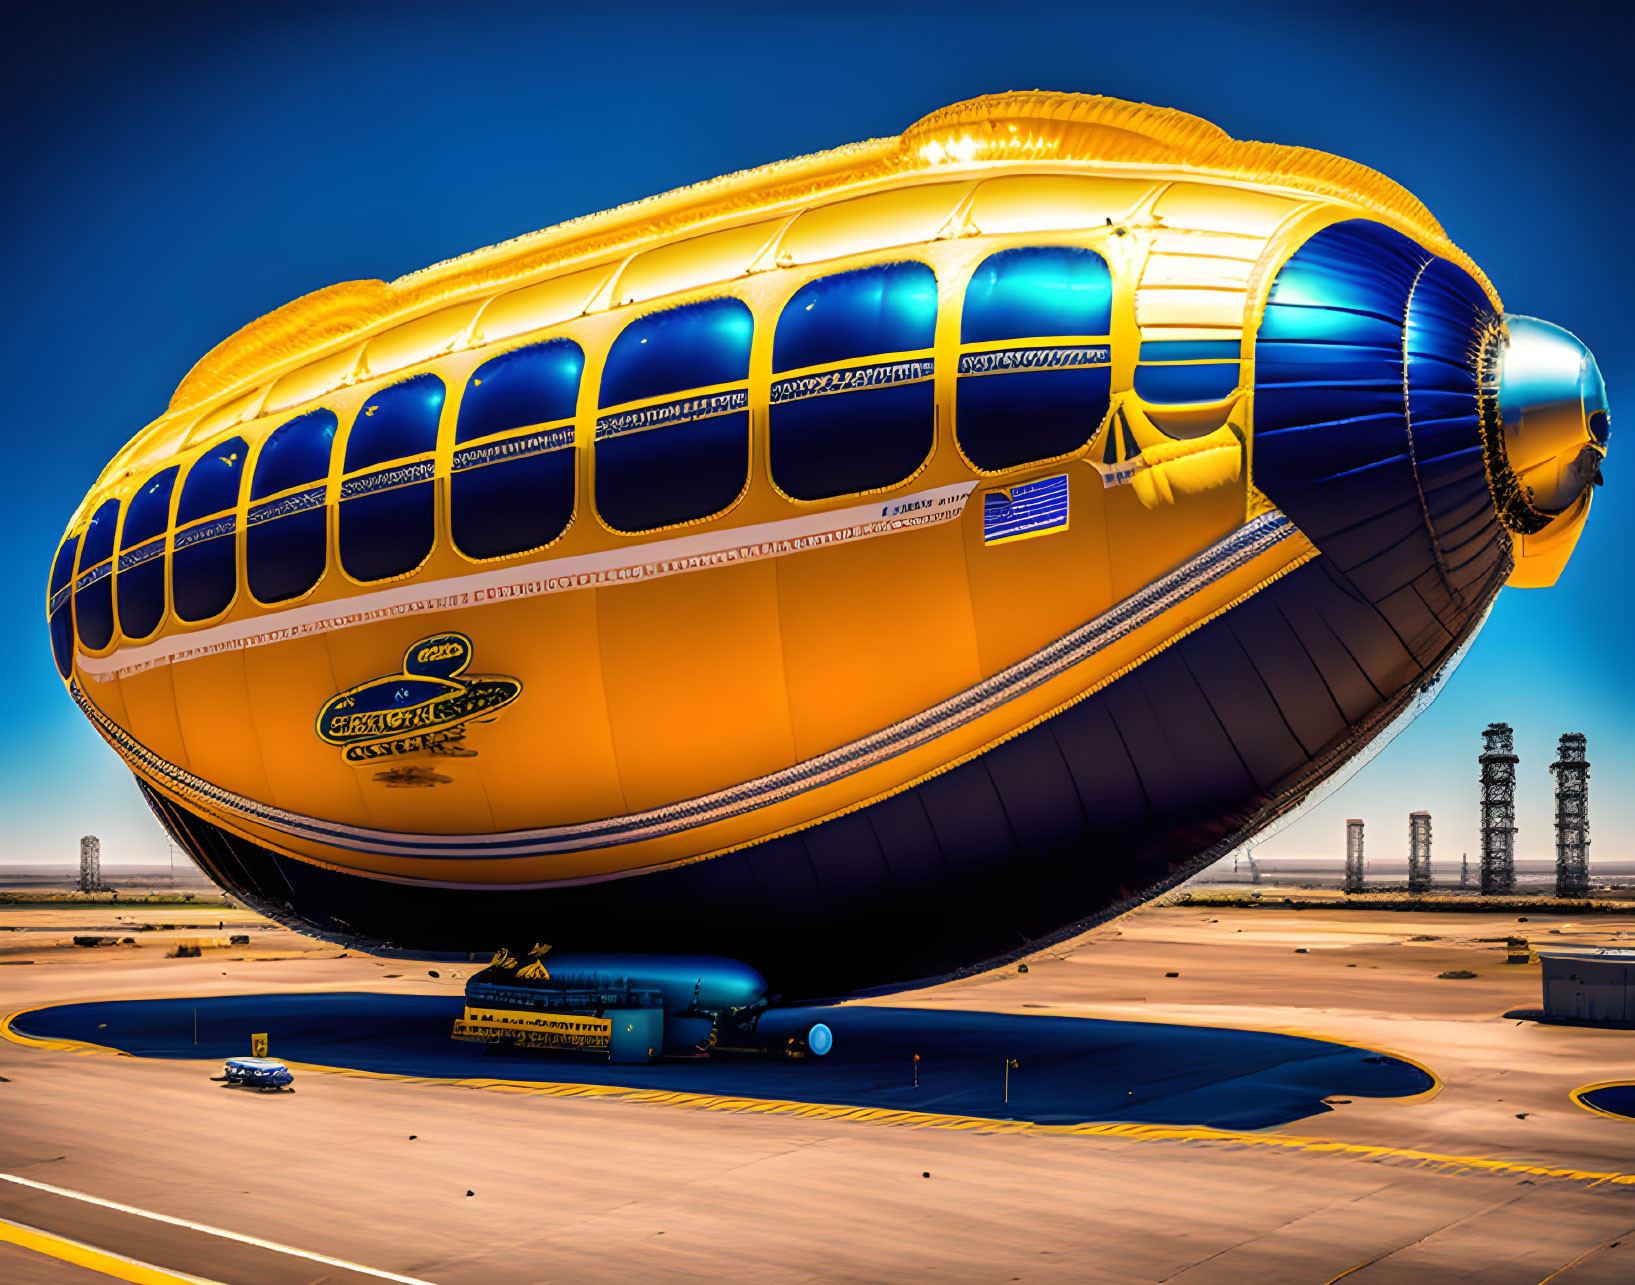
[1498,315,1609,513]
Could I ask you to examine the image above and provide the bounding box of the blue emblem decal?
[316,633,521,766]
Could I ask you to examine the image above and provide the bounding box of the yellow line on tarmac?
[0,1007,68,1050]
[254,1061,1635,1188]
[0,1213,222,1284]
[0,1174,435,1285]
[252,1063,1634,1188]
[8,1006,1633,1191]
[1537,1222,1635,1283]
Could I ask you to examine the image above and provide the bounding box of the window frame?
[450,336,584,563]
[1132,338,1243,406]
[48,529,82,678]
[591,294,755,536]
[169,435,250,625]
[244,407,340,608]
[72,496,122,652]
[765,259,941,505]
[334,372,446,587]
[952,244,1117,476]
[114,464,180,642]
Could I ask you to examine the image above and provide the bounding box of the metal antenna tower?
[1345,819,1365,894]
[78,835,103,893]
[1479,723,1517,895]
[1408,811,1432,894]
[1551,732,1590,899]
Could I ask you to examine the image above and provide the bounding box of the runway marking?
[1315,1188,1532,1283]
[6,1005,1630,1193]
[1537,1223,1635,1283]
[0,1173,436,1285]
[0,1213,223,1284]
[286,1063,1635,1190]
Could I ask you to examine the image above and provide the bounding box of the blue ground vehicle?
[213,1056,294,1091]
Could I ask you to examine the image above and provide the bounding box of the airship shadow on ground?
[11,994,1432,1130]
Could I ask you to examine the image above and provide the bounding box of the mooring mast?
[1345,818,1365,893]
[1479,723,1518,895]
[1408,811,1432,894]
[1551,732,1590,899]
[78,835,103,893]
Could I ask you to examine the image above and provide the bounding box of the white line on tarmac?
[0,1213,225,1284]
[0,1172,437,1285]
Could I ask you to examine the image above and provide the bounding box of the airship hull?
[50,94,1591,996]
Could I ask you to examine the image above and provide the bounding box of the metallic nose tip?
[1498,315,1609,515]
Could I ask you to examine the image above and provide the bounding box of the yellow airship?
[48,92,1609,995]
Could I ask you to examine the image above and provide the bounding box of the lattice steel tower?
[1479,723,1517,895]
[1408,811,1432,894]
[1345,819,1365,893]
[78,835,102,893]
[1551,732,1590,899]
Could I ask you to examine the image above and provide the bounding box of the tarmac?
[2,892,1633,1282]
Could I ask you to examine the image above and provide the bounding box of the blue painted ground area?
[1580,1084,1635,1121]
[13,994,1432,1130]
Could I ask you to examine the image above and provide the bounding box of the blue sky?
[3,0,1629,869]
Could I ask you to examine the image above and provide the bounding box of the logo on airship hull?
[316,633,521,765]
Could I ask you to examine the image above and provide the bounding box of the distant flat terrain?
[0,863,217,892]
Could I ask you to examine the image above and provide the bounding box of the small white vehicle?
[212,1056,294,1091]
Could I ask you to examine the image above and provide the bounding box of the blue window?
[172,437,247,622]
[601,299,751,408]
[961,246,1112,343]
[344,372,443,471]
[81,497,118,569]
[248,409,337,603]
[770,263,938,500]
[1134,339,1241,404]
[254,408,338,498]
[339,375,443,582]
[772,262,937,370]
[596,299,751,532]
[175,439,246,526]
[48,532,80,677]
[74,498,120,650]
[453,340,582,559]
[957,247,1114,471]
[49,535,78,604]
[123,467,178,548]
[116,466,178,639]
